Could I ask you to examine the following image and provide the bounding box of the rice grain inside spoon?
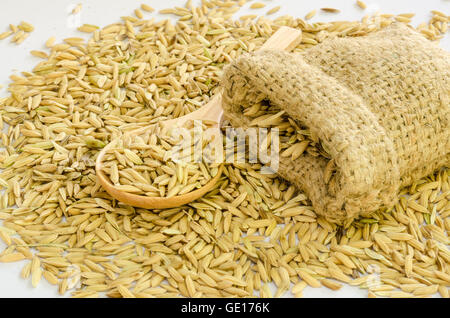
[95,26,302,209]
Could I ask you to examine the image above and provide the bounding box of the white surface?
[0,0,448,298]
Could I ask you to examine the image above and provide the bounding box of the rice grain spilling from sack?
[222,23,450,225]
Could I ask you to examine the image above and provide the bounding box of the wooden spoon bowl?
[96,141,224,209]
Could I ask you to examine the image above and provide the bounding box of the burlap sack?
[221,23,450,225]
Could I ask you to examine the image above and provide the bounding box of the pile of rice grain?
[101,122,222,197]
[0,0,448,298]
[244,101,337,193]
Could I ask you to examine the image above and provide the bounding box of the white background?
[0,0,448,298]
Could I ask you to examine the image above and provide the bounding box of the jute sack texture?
[221,23,450,225]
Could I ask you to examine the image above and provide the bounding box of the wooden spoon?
[95,26,302,209]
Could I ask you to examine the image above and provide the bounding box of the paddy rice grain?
[356,1,367,10]
[0,31,13,40]
[250,2,266,9]
[141,4,155,13]
[30,50,49,59]
[321,8,340,13]
[9,24,17,33]
[266,6,281,15]
[134,9,144,19]
[45,36,55,47]
[305,10,317,20]
[77,24,100,33]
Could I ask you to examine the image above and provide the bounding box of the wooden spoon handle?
[162,26,302,128]
[260,26,303,51]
